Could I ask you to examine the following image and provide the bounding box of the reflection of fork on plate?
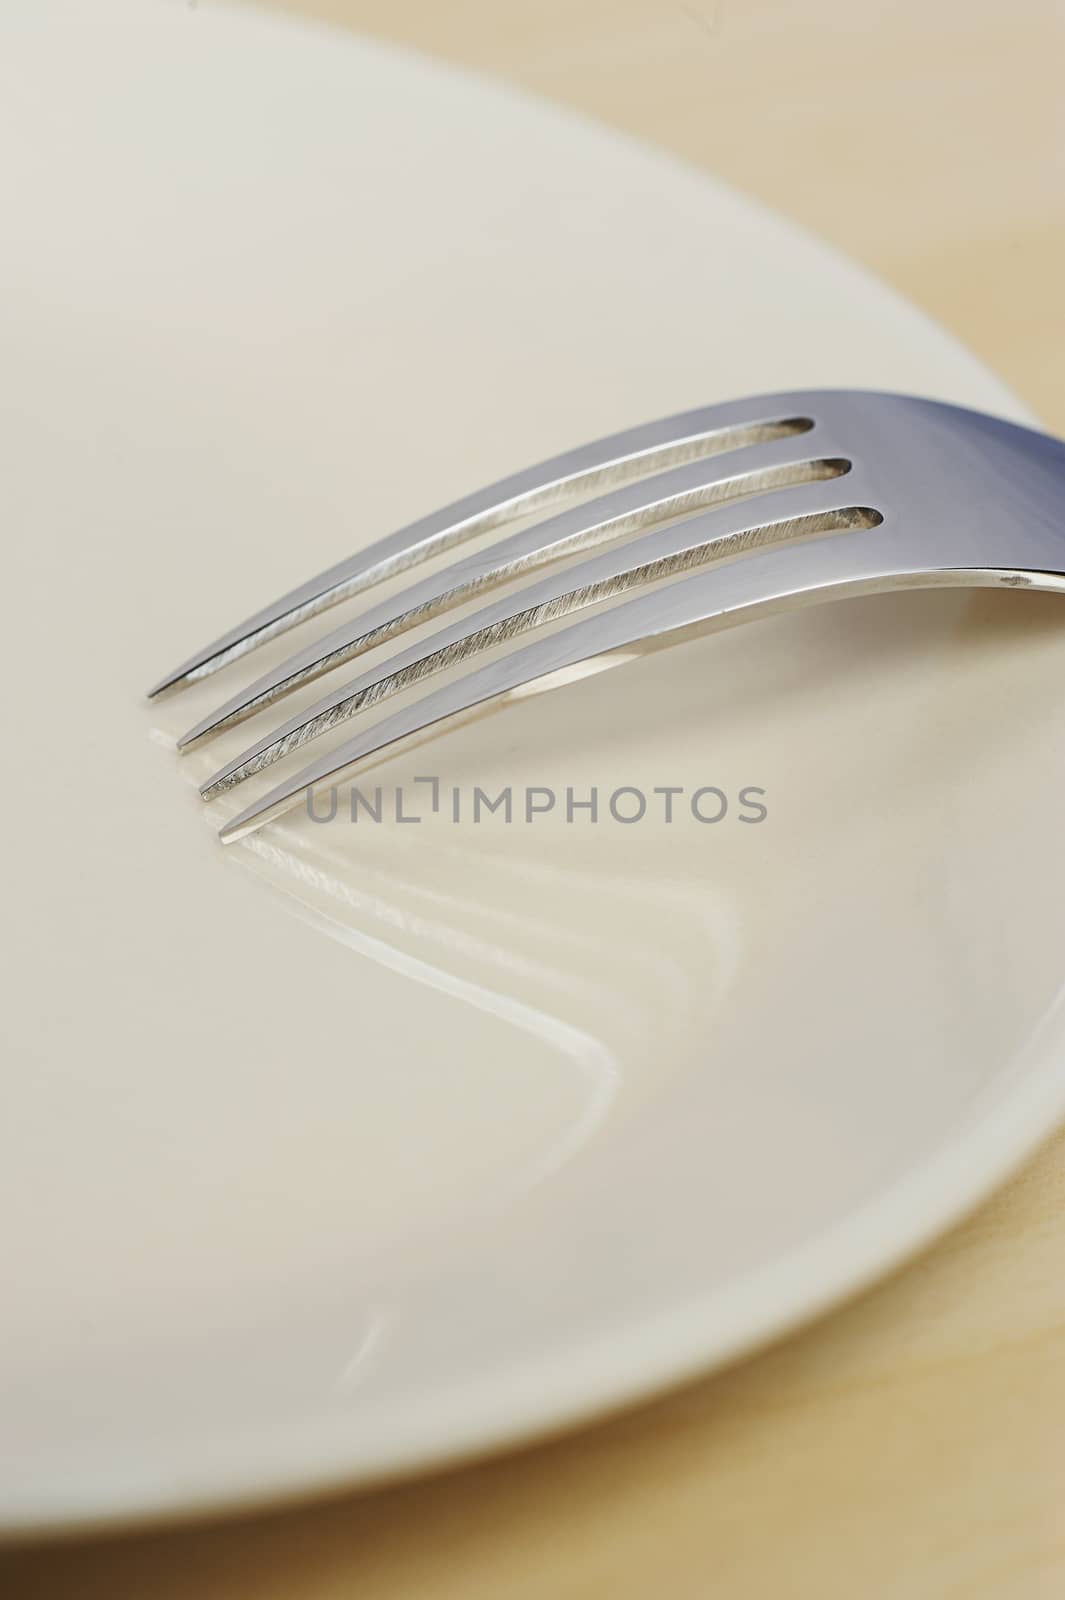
[230,815,742,1176]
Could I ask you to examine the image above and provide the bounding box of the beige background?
[6,1,1065,1594]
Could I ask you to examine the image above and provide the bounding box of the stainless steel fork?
[149,389,1065,842]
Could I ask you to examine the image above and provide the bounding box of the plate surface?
[4,0,1065,1534]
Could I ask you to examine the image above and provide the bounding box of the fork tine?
[148,399,815,699]
[177,428,830,751]
[201,463,854,799]
[217,496,889,843]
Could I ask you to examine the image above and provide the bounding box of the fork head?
[149,388,1065,842]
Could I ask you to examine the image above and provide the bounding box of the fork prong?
[217,499,892,843]
[200,465,855,799]
[177,429,832,752]
[148,398,816,699]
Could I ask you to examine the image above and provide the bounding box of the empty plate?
[3,0,1065,1533]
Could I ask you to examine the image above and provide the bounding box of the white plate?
[4,0,1065,1535]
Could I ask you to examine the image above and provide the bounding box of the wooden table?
[7,4,1064,1593]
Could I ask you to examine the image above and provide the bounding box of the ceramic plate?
[4,0,1065,1534]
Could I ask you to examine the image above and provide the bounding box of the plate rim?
[8,1017,1065,1537]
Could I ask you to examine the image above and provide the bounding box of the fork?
[149,389,1065,842]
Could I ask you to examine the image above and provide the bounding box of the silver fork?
[149,389,1065,842]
